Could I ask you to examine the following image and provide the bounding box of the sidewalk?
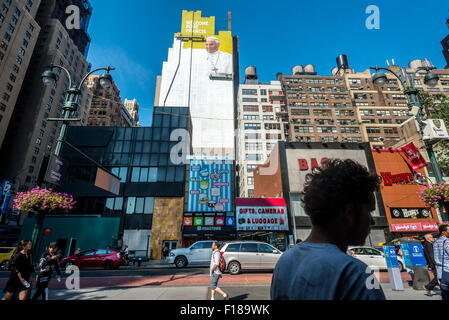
[120,260,171,269]
[46,283,443,300]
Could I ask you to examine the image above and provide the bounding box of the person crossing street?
[31,242,62,300]
[209,241,229,301]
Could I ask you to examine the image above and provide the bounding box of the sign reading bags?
[236,198,289,231]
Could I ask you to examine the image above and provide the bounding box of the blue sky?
[87,0,449,126]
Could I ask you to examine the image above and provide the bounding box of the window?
[8,24,14,33]
[244,123,261,130]
[247,177,254,185]
[246,154,262,161]
[9,74,16,82]
[294,126,314,133]
[242,98,258,102]
[260,89,267,95]
[225,243,241,252]
[16,56,22,64]
[126,197,136,214]
[242,89,258,95]
[243,105,259,112]
[245,133,261,140]
[4,32,11,42]
[18,47,24,55]
[240,243,258,252]
[264,123,280,130]
[25,31,31,39]
[11,15,17,25]
[262,106,273,112]
[245,142,262,151]
[28,23,34,32]
[247,164,257,172]
[6,83,12,92]
[12,64,19,73]
[2,93,9,101]
[259,244,276,253]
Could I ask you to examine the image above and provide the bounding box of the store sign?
[383,246,400,269]
[183,213,236,236]
[390,222,439,232]
[380,172,415,186]
[187,160,232,212]
[298,158,328,171]
[236,206,289,232]
[390,208,432,219]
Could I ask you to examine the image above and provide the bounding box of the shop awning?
[236,198,287,207]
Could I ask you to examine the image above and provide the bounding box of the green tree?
[419,91,449,176]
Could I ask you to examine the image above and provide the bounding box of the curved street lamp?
[369,64,445,217]
[41,64,115,156]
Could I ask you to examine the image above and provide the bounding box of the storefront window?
[290,193,307,217]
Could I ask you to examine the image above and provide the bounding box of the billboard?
[187,160,232,212]
[159,10,235,155]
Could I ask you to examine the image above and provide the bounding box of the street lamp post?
[41,64,115,156]
[370,65,447,221]
[29,65,115,257]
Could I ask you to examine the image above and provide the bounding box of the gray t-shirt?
[210,250,222,276]
[271,242,386,300]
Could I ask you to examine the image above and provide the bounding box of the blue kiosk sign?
[383,246,399,268]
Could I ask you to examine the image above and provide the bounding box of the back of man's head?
[439,224,449,236]
[302,159,379,243]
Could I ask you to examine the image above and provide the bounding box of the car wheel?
[398,261,405,272]
[228,261,241,275]
[104,261,113,270]
[0,260,8,270]
[175,256,187,268]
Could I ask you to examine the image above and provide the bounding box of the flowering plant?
[13,187,76,214]
[418,182,449,208]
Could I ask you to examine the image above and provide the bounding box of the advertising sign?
[0,180,11,216]
[159,10,235,154]
[187,160,232,212]
[390,208,432,219]
[390,222,439,232]
[423,119,449,143]
[407,243,427,267]
[183,212,236,236]
[236,198,289,231]
[383,246,400,269]
[400,142,428,170]
[400,243,413,267]
[44,154,67,186]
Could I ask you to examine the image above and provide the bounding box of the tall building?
[442,18,449,69]
[0,0,92,192]
[0,0,41,149]
[155,10,238,157]
[124,98,139,126]
[85,74,132,127]
[237,66,285,198]
[278,63,364,144]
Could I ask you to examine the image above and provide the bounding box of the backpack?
[218,252,226,273]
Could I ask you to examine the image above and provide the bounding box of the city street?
[0,266,444,300]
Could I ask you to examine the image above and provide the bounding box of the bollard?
[411,267,430,290]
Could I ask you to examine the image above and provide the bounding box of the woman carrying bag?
[2,240,34,300]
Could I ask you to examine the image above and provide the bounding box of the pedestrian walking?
[2,240,34,300]
[209,241,229,300]
[422,233,439,295]
[271,159,385,300]
[31,242,62,300]
[123,245,129,263]
[434,224,449,301]
[162,245,169,260]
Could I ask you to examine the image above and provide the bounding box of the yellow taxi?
[0,247,15,270]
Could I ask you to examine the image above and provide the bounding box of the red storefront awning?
[236,198,287,207]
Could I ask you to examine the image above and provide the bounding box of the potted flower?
[13,187,76,250]
[418,182,449,215]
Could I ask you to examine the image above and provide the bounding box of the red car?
[60,248,126,270]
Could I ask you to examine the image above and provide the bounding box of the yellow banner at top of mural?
[176,10,232,55]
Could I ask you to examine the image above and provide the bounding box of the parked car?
[220,241,283,275]
[60,248,126,270]
[0,247,15,270]
[168,240,216,268]
[348,246,405,272]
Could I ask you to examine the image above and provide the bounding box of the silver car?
[168,240,216,268]
[221,241,283,275]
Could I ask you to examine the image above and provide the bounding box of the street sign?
[383,246,404,291]
[408,242,427,267]
[400,243,413,267]
[44,154,67,186]
[383,246,399,268]
[94,167,120,196]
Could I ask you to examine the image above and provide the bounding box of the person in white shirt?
[209,241,229,300]
[205,37,232,75]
